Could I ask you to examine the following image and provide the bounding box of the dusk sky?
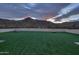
[0,3,79,22]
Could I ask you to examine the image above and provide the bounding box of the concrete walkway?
[0,28,79,34]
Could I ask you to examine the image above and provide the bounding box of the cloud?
[60,14,79,22]
[47,14,79,23]
[68,14,79,20]
[27,3,36,7]
[22,4,32,10]
[22,3,37,10]
[53,3,79,18]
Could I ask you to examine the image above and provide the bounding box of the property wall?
[0,28,79,34]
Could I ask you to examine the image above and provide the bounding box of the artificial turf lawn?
[0,31,79,55]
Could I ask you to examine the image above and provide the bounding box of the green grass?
[0,31,79,55]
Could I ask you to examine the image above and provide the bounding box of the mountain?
[20,17,55,28]
[0,17,79,29]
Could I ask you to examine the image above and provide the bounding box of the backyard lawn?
[0,31,79,55]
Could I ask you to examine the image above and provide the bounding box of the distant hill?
[0,17,79,29]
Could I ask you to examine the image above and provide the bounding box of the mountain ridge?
[0,17,79,29]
